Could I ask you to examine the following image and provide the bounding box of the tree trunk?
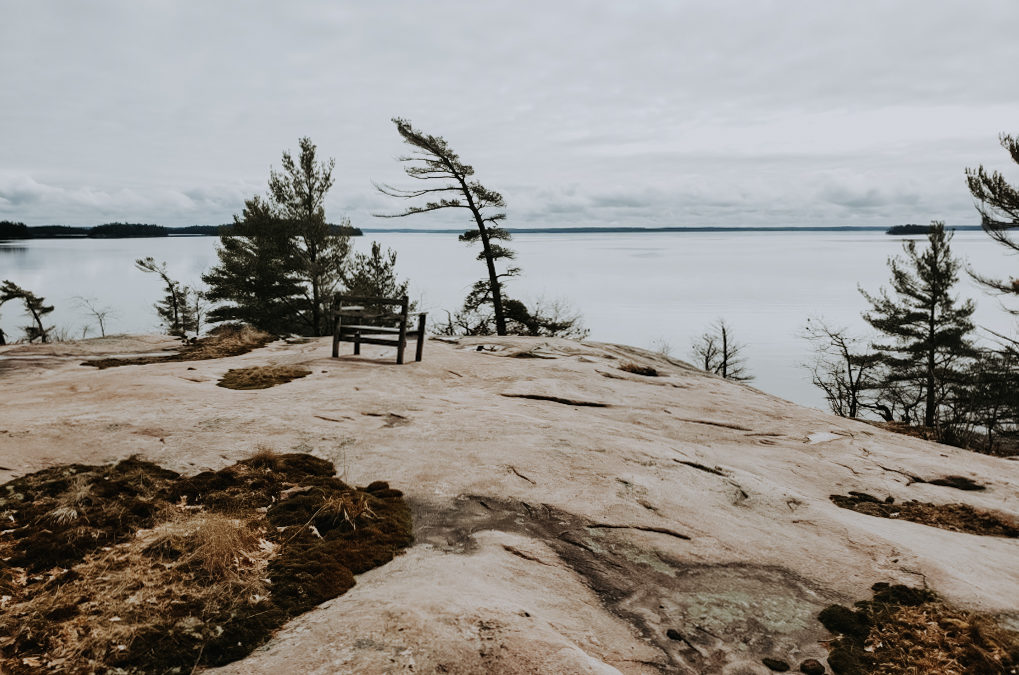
[720,324,729,379]
[459,179,507,335]
[925,308,936,427]
[477,226,506,335]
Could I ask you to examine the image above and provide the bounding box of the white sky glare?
[1,1,1017,228]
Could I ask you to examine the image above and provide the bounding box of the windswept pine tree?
[0,281,55,343]
[375,118,516,335]
[135,258,203,340]
[860,221,976,427]
[965,132,1019,316]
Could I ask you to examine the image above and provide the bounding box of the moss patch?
[0,451,412,673]
[819,583,1019,674]
[86,324,274,369]
[217,365,312,390]
[830,493,1019,538]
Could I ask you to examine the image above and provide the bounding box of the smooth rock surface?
[1,335,1016,673]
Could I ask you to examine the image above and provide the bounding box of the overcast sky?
[2,1,1017,228]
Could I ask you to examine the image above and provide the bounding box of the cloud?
[1,2,1016,227]
[0,173,255,225]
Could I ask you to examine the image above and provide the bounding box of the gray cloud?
[1,1,1017,227]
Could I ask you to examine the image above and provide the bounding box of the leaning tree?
[375,118,515,335]
[965,132,1019,312]
[0,280,54,343]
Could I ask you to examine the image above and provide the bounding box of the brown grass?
[830,493,1019,538]
[619,361,659,377]
[820,583,1019,674]
[217,365,312,390]
[86,324,274,369]
[0,452,413,673]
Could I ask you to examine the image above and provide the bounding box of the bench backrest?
[333,294,409,325]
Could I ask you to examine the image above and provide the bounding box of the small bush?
[619,361,659,377]
[218,365,312,390]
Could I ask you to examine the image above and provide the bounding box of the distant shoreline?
[0,223,988,241]
[360,225,986,234]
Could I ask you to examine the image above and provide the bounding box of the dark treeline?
[0,220,362,240]
[885,223,996,235]
[886,224,936,235]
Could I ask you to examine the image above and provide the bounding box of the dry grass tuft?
[246,444,282,470]
[86,324,275,369]
[619,361,659,377]
[217,365,312,390]
[318,492,377,531]
[820,583,1019,674]
[146,510,264,578]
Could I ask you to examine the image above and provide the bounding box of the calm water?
[1,231,1015,410]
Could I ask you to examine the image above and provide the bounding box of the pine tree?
[860,221,976,427]
[202,197,305,334]
[344,241,410,302]
[965,132,1019,317]
[135,258,203,340]
[375,118,516,335]
[0,281,54,343]
[204,139,351,336]
[268,138,350,335]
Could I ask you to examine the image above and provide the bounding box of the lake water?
[2,230,1015,410]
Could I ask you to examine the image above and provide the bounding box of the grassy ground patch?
[830,492,1019,538]
[819,583,1019,674]
[0,451,412,673]
[218,365,312,390]
[86,324,274,369]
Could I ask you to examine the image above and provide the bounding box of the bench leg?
[331,316,341,358]
[354,331,361,355]
[397,324,407,365]
[415,313,426,362]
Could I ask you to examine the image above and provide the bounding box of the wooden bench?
[330,294,426,364]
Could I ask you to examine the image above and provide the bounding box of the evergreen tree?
[344,242,409,300]
[135,258,202,340]
[860,221,976,428]
[376,118,516,335]
[965,132,1019,317]
[204,138,351,336]
[0,280,55,343]
[202,197,305,334]
[269,137,350,335]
